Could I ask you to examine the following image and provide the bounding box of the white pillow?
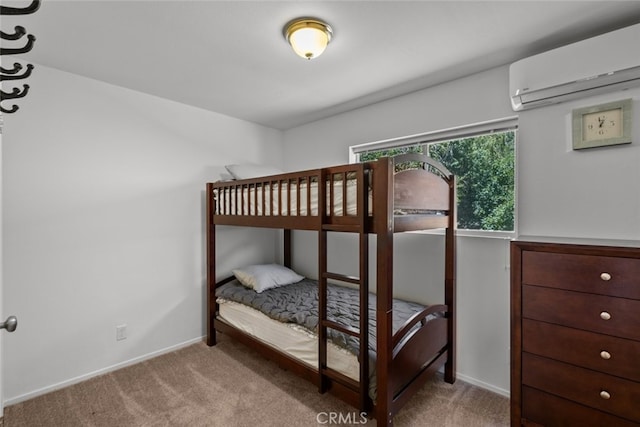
[225,163,283,180]
[232,264,304,293]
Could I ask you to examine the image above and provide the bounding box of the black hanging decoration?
[1,26,28,41]
[1,0,41,114]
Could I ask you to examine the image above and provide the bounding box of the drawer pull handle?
[600,272,612,281]
[600,311,612,320]
[600,350,612,360]
[600,390,611,400]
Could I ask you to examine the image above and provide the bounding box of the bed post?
[444,175,456,383]
[206,182,217,346]
[358,165,370,414]
[375,157,394,426]
[317,169,328,394]
[283,229,292,268]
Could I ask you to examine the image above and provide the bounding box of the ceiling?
[6,0,640,130]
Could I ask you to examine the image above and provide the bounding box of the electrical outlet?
[116,324,127,341]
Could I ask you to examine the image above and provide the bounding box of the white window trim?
[350,116,518,161]
[349,117,518,239]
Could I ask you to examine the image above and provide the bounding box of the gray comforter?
[215,278,428,357]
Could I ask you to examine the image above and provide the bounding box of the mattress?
[217,298,360,381]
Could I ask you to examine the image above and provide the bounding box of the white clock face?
[583,108,623,141]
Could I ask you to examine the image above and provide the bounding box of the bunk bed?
[205,154,456,426]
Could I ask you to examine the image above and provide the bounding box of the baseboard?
[4,336,205,407]
[455,372,510,398]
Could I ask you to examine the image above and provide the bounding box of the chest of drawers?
[511,238,640,426]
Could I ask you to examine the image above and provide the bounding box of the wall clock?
[572,98,633,150]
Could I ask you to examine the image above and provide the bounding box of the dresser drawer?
[522,251,640,300]
[522,386,639,427]
[522,353,640,423]
[522,285,640,341]
[523,319,640,382]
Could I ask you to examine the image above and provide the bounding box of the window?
[351,119,517,235]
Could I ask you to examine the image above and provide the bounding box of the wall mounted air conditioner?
[509,23,640,111]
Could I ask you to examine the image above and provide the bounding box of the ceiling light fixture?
[283,18,333,60]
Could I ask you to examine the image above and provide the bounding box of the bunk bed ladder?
[318,166,370,413]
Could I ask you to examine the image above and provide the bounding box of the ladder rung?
[322,224,361,232]
[322,320,360,337]
[323,272,360,285]
[321,367,360,391]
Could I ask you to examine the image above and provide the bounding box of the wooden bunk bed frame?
[206,154,456,426]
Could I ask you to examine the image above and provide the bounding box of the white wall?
[283,66,514,395]
[517,89,640,239]
[1,64,283,403]
[283,67,512,170]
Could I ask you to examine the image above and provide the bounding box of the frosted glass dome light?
[284,18,333,60]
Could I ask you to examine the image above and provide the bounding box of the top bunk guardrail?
[208,154,454,233]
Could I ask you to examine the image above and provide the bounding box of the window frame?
[349,117,518,239]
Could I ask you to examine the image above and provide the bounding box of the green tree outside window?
[358,131,515,232]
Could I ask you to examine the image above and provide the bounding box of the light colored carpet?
[4,334,509,426]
